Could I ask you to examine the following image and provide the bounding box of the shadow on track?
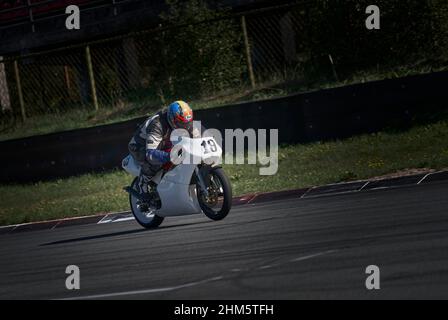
[40,220,211,246]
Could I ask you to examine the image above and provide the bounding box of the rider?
[128,100,194,195]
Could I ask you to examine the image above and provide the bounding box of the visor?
[176,119,193,133]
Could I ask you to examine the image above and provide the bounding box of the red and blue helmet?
[167,100,193,131]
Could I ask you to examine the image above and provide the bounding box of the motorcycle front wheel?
[197,167,232,221]
[129,177,164,229]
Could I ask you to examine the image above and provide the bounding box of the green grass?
[0,106,144,142]
[1,120,448,226]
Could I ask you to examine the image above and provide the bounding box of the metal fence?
[0,1,447,135]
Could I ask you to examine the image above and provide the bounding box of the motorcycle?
[122,136,232,229]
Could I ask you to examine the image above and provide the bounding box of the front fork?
[195,166,209,197]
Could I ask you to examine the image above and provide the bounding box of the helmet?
[167,100,193,131]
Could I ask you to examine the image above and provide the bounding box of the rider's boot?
[135,175,150,212]
[136,175,158,207]
[137,174,152,195]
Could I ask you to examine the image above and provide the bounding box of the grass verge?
[1,120,448,226]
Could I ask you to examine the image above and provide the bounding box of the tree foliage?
[151,0,246,99]
[301,0,448,78]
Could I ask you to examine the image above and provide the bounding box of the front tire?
[198,167,232,221]
[129,177,164,229]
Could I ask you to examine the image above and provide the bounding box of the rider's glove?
[146,149,170,165]
[162,161,174,171]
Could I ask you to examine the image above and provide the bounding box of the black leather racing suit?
[128,110,173,178]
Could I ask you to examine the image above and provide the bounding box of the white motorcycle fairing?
[155,164,202,217]
[122,136,222,218]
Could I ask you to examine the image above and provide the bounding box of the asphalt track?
[1,181,448,299]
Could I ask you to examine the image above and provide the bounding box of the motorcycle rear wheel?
[129,177,164,229]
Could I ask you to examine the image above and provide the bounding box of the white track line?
[290,250,338,262]
[60,250,338,300]
[300,187,314,198]
[110,216,135,223]
[98,212,134,224]
[246,194,259,204]
[61,276,223,300]
[98,216,134,224]
[258,265,273,269]
[417,172,432,185]
[50,221,62,230]
[97,214,111,224]
[303,189,362,199]
[358,181,370,191]
[254,250,337,271]
[369,186,391,191]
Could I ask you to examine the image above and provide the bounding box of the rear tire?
[198,167,232,221]
[129,177,164,229]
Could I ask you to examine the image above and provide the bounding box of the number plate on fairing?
[172,137,222,165]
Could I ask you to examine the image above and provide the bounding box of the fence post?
[13,60,26,122]
[85,45,99,111]
[241,15,256,89]
[26,0,35,33]
[0,57,12,111]
[328,54,339,82]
